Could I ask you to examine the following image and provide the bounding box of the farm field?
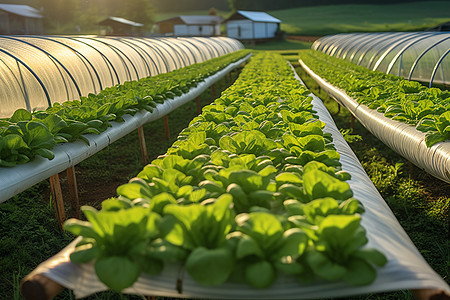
[1,49,448,299]
[269,1,450,35]
[0,0,448,298]
[241,39,312,51]
[154,1,449,37]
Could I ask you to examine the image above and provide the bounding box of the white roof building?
[0,4,43,19]
[97,16,144,36]
[0,4,43,34]
[225,10,281,40]
[156,15,224,37]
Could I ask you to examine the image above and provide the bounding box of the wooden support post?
[196,96,201,114]
[210,83,215,99]
[137,126,148,165]
[350,115,355,130]
[49,173,66,230]
[21,273,64,300]
[412,288,450,300]
[409,161,414,176]
[66,166,80,219]
[163,115,170,141]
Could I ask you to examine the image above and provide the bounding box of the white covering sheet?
[0,54,251,203]
[26,64,449,299]
[298,58,450,184]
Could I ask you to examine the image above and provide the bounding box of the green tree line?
[34,0,155,33]
[227,0,439,11]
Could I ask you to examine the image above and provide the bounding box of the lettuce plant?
[161,194,236,286]
[234,212,309,288]
[305,215,387,285]
[64,205,163,291]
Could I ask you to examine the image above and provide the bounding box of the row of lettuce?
[298,50,450,147]
[0,50,250,167]
[64,52,387,292]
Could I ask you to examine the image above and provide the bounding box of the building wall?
[227,20,279,39]
[254,22,266,39]
[174,25,216,36]
[0,12,43,34]
[0,11,9,34]
[226,20,253,39]
[158,22,175,35]
[214,24,221,35]
[198,25,214,36]
[266,22,278,38]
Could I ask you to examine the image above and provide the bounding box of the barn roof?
[157,15,223,25]
[180,15,223,25]
[0,4,42,18]
[98,16,143,27]
[228,11,281,23]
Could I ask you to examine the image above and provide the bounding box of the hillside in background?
[227,0,443,11]
[269,1,450,35]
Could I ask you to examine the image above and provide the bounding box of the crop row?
[298,50,450,147]
[64,52,386,293]
[0,50,250,167]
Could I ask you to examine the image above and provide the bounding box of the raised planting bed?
[22,52,449,299]
[0,51,251,203]
[298,50,450,184]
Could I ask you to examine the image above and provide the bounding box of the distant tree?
[151,0,229,12]
[227,0,236,11]
[208,7,219,15]
[123,0,155,26]
[75,0,101,33]
[37,0,77,30]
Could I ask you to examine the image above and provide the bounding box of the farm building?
[0,4,43,34]
[225,10,281,40]
[98,16,143,36]
[156,15,223,37]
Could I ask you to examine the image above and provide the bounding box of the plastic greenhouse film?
[24,63,449,299]
[299,58,450,184]
[0,54,251,203]
[0,36,244,118]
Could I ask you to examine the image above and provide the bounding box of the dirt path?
[287,35,322,42]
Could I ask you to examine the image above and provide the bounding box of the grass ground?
[242,39,312,51]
